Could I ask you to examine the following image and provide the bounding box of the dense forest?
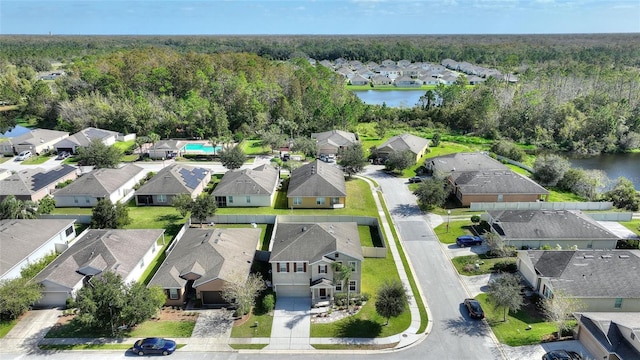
[0,35,639,154]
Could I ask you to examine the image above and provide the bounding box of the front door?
[319,288,327,298]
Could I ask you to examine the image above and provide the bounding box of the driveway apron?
[267,296,312,350]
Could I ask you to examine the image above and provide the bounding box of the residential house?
[212,164,279,207]
[377,64,401,80]
[450,170,549,206]
[319,60,334,69]
[311,129,359,156]
[517,249,640,312]
[8,128,69,155]
[575,312,640,360]
[269,222,363,305]
[490,210,620,249]
[287,160,346,209]
[0,219,76,281]
[365,61,379,70]
[467,75,485,85]
[441,58,458,69]
[349,75,369,86]
[356,68,376,79]
[335,66,355,80]
[394,76,421,87]
[53,127,120,154]
[425,152,508,178]
[397,59,412,67]
[53,164,145,207]
[371,75,393,86]
[148,140,187,159]
[0,165,77,202]
[381,59,396,66]
[33,229,164,307]
[375,133,430,162]
[148,227,260,307]
[135,164,211,206]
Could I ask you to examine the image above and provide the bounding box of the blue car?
[456,235,482,247]
[132,337,177,356]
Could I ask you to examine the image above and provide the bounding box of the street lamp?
[447,210,451,233]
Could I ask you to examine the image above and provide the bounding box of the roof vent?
[601,255,612,259]
[583,255,594,259]
[619,255,630,259]
[302,226,307,232]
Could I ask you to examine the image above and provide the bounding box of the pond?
[568,152,640,190]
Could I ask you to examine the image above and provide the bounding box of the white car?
[15,150,32,161]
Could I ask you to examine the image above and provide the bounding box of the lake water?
[354,90,427,108]
[568,153,640,190]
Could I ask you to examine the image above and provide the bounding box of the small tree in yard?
[91,199,131,229]
[339,143,368,178]
[486,273,524,322]
[172,193,194,217]
[533,154,570,186]
[218,144,247,170]
[413,177,450,210]
[190,194,217,227]
[384,150,416,173]
[0,278,43,320]
[540,291,584,340]
[222,272,266,316]
[375,280,409,325]
[76,138,122,168]
[331,262,354,311]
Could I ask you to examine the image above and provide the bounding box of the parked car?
[56,151,70,160]
[542,350,582,360]
[132,337,177,356]
[463,298,485,319]
[15,150,32,161]
[408,176,423,183]
[456,235,482,247]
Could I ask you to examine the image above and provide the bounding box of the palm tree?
[147,132,160,159]
[0,195,38,219]
[331,262,354,312]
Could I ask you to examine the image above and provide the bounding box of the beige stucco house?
[135,164,211,206]
[212,164,279,207]
[287,160,346,209]
[0,165,77,202]
[375,133,430,162]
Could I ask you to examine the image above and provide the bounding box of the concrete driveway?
[267,297,312,350]
[503,339,594,360]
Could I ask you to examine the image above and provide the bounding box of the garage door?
[37,292,70,308]
[201,291,225,305]
[276,285,310,297]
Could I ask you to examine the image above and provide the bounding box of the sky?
[0,0,639,35]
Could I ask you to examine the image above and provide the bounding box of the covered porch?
[311,278,334,307]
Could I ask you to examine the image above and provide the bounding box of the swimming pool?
[184,143,222,154]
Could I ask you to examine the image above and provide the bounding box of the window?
[331,197,340,205]
[279,262,287,273]
[157,194,167,203]
[348,261,357,272]
[229,196,234,204]
[497,194,504,202]
[349,281,356,292]
[74,197,79,204]
[85,198,90,204]
[319,265,327,274]
[65,226,74,236]
[293,197,302,205]
[615,298,623,308]
[169,288,179,300]
[246,196,251,204]
[139,259,145,268]
[335,281,342,292]
[316,197,326,205]
[296,262,304,272]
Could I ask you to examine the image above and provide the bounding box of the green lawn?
[21,154,52,164]
[39,344,136,351]
[229,344,268,350]
[52,207,93,215]
[434,221,476,244]
[620,219,640,236]
[451,255,515,275]
[46,318,195,338]
[0,319,18,338]
[241,139,271,155]
[476,293,559,346]
[230,312,273,338]
[112,140,136,153]
[358,225,381,247]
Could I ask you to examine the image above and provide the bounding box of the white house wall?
[123,241,161,284]
[224,194,272,207]
[579,298,640,312]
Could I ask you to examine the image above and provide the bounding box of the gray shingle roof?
[428,152,508,173]
[287,160,346,197]
[33,229,164,289]
[489,210,619,241]
[270,222,363,263]
[54,127,119,148]
[212,164,278,196]
[453,170,548,195]
[576,313,640,359]
[10,128,69,146]
[153,140,187,151]
[377,133,430,156]
[311,130,358,148]
[148,228,260,289]
[526,249,640,298]
[0,219,75,277]
[53,164,143,197]
[0,165,77,197]
[135,164,209,195]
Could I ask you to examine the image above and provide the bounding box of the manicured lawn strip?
[0,318,18,338]
[229,344,268,350]
[620,219,640,236]
[476,293,557,346]
[216,178,377,217]
[358,225,375,247]
[430,207,482,216]
[434,221,474,244]
[546,187,585,202]
[241,139,270,155]
[452,255,515,276]
[112,140,136,153]
[21,155,52,164]
[506,164,532,176]
[377,191,428,333]
[39,344,134,351]
[121,154,139,162]
[230,312,273,338]
[52,207,92,215]
[46,319,195,339]
[0,156,10,164]
[311,343,398,350]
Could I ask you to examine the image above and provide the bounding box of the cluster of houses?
[1,125,638,358]
[313,58,517,87]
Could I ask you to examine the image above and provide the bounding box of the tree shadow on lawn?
[391,203,421,217]
[335,318,382,338]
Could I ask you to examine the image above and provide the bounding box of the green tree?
[121,283,166,328]
[37,195,56,214]
[91,199,131,229]
[540,290,584,340]
[190,195,217,227]
[339,143,367,178]
[0,277,43,320]
[171,193,193,217]
[430,132,441,147]
[291,136,318,158]
[221,272,266,316]
[603,177,640,211]
[76,139,122,168]
[486,273,524,322]
[557,168,607,200]
[331,262,354,311]
[375,280,408,325]
[533,154,570,186]
[135,136,148,160]
[0,195,38,219]
[259,126,286,153]
[384,150,416,173]
[147,132,160,157]
[218,145,247,170]
[413,177,450,210]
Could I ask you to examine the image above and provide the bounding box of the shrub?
[462,264,477,273]
[492,261,517,273]
[334,293,348,307]
[65,297,76,309]
[540,244,553,250]
[262,294,275,313]
[360,292,370,302]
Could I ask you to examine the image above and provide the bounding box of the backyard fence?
[470,201,613,211]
